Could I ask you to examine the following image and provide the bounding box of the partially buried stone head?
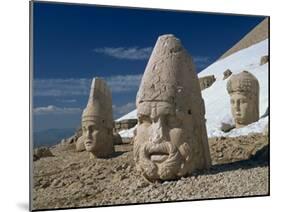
[133,34,211,181]
[227,71,259,128]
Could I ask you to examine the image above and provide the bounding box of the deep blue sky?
[33,1,265,131]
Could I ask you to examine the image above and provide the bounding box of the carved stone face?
[134,101,195,181]
[82,119,112,157]
[230,92,254,128]
[227,71,259,128]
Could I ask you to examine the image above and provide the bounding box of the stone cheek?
[75,136,85,152]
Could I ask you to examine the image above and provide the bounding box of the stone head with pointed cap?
[227,70,260,128]
[133,34,211,182]
[81,78,114,158]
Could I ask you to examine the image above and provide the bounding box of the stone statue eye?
[231,99,235,104]
[88,125,96,132]
[240,99,247,104]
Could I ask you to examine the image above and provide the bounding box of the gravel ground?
[32,133,269,210]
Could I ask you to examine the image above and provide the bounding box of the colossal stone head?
[81,78,114,158]
[227,71,259,128]
[134,34,211,182]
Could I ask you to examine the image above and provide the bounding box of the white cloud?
[33,55,211,98]
[93,47,153,60]
[33,78,91,97]
[106,74,142,93]
[193,56,211,69]
[33,105,82,115]
[194,56,210,63]
[34,75,142,97]
[34,102,136,118]
[56,99,77,103]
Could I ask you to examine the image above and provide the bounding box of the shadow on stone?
[110,151,125,158]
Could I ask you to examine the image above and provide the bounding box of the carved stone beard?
[134,139,192,182]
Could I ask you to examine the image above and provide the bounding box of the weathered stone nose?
[149,117,165,144]
[235,100,241,112]
[85,130,91,139]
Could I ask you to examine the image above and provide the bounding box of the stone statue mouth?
[150,153,169,163]
[145,142,173,163]
[235,112,242,117]
[139,142,182,181]
[85,140,93,146]
[235,114,244,122]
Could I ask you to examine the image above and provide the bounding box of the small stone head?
[134,34,211,182]
[227,71,259,128]
[81,78,114,158]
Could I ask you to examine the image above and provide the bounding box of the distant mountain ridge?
[33,128,76,147]
[219,17,268,60]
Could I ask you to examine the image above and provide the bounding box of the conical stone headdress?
[136,34,202,114]
[82,78,113,128]
[136,34,211,168]
[227,70,259,96]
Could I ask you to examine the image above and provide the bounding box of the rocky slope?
[32,133,268,210]
[219,17,268,59]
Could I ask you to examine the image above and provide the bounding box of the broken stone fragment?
[223,69,232,80]
[260,55,269,65]
[33,147,54,161]
[199,75,216,90]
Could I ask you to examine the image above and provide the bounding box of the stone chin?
[135,142,190,181]
[84,139,96,152]
[234,117,246,127]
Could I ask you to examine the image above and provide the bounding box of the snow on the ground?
[118,126,136,138]
[116,39,268,138]
[116,109,137,122]
[198,39,268,137]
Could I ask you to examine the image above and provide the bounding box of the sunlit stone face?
[230,92,253,127]
[82,119,112,156]
[227,71,260,129]
[134,101,194,181]
[134,34,211,181]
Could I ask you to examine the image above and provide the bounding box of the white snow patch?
[199,39,268,137]
[116,109,137,122]
[209,117,268,138]
[116,39,268,138]
[118,126,136,138]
